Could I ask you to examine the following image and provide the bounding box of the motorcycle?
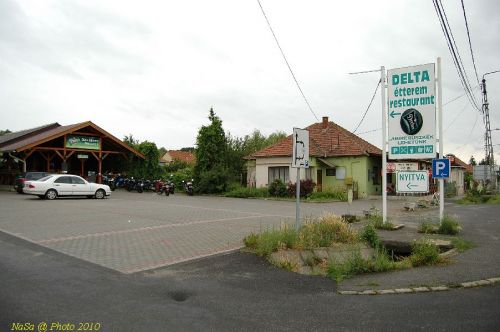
[157,180,171,196]
[182,179,194,196]
[102,174,116,191]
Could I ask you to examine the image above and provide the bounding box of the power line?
[256,0,319,122]
[352,79,381,133]
[357,128,382,135]
[433,0,481,112]
[461,0,481,86]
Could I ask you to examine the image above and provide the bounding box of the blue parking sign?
[432,158,450,178]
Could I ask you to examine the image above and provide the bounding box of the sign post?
[292,128,309,230]
[381,66,388,224]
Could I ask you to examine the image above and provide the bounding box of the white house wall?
[255,157,306,187]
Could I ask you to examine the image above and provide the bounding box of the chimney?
[322,116,329,128]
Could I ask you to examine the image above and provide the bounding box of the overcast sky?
[1,0,499,163]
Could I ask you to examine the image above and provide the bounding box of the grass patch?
[307,189,347,202]
[367,215,396,230]
[457,193,500,205]
[418,215,461,235]
[243,214,358,255]
[276,260,297,272]
[360,223,380,248]
[327,248,411,282]
[451,237,475,252]
[224,187,269,198]
[295,215,358,249]
[410,239,442,266]
[438,215,461,235]
[418,221,438,234]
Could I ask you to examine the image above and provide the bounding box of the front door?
[53,176,73,195]
[316,169,323,192]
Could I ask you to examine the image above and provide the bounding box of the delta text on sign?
[388,63,436,160]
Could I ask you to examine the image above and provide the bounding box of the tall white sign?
[388,63,436,159]
[292,128,309,168]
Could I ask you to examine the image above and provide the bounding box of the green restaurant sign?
[66,135,100,150]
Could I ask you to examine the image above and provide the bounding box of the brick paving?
[0,190,439,274]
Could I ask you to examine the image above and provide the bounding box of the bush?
[224,186,269,198]
[268,179,288,197]
[295,215,358,249]
[418,221,438,234]
[438,215,461,235]
[368,215,395,230]
[327,250,370,282]
[308,188,347,201]
[245,226,297,257]
[360,223,379,248]
[410,240,441,266]
[287,179,316,198]
[195,166,229,194]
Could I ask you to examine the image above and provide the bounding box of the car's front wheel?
[94,189,106,199]
[45,189,58,200]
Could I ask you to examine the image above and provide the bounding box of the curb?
[338,277,500,295]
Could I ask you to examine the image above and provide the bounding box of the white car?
[24,174,112,200]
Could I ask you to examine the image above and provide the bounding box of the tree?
[469,156,477,166]
[134,141,162,179]
[0,129,12,136]
[123,134,139,148]
[194,108,228,193]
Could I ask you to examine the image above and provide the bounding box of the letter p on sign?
[432,158,450,179]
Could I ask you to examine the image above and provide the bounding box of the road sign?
[292,128,309,168]
[432,158,450,178]
[388,63,436,159]
[387,162,418,173]
[396,171,429,193]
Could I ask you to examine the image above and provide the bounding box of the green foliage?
[167,165,194,190]
[308,188,347,201]
[194,108,228,193]
[438,215,461,235]
[224,186,269,198]
[451,238,474,252]
[243,215,357,256]
[410,239,441,266]
[327,250,370,282]
[248,227,296,257]
[418,221,438,234]
[360,223,379,248]
[268,179,288,197]
[368,215,395,230]
[276,260,297,272]
[0,129,12,136]
[243,233,258,249]
[295,215,358,249]
[123,134,139,148]
[165,159,190,173]
[225,129,287,182]
[196,165,229,194]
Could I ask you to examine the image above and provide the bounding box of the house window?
[326,168,336,176]
[336,167,346,180]
[268,167,289,183]
[305,168,312,180]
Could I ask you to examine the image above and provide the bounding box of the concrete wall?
[449,167,465,196]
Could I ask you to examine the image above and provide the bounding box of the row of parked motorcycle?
[102,175,194,196]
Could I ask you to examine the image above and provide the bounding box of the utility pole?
[481,70,500,190]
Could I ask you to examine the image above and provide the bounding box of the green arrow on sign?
[390,110,401,118]
[406,183,418,190]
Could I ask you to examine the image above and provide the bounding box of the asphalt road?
[0,216,499,331]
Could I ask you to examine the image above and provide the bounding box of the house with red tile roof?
[160,150,196,166]
[446,154,468,195]
[246,117,383,198]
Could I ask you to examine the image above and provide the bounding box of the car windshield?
[37,175,54,182]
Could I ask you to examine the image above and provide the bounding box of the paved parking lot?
[0,190,419,273]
